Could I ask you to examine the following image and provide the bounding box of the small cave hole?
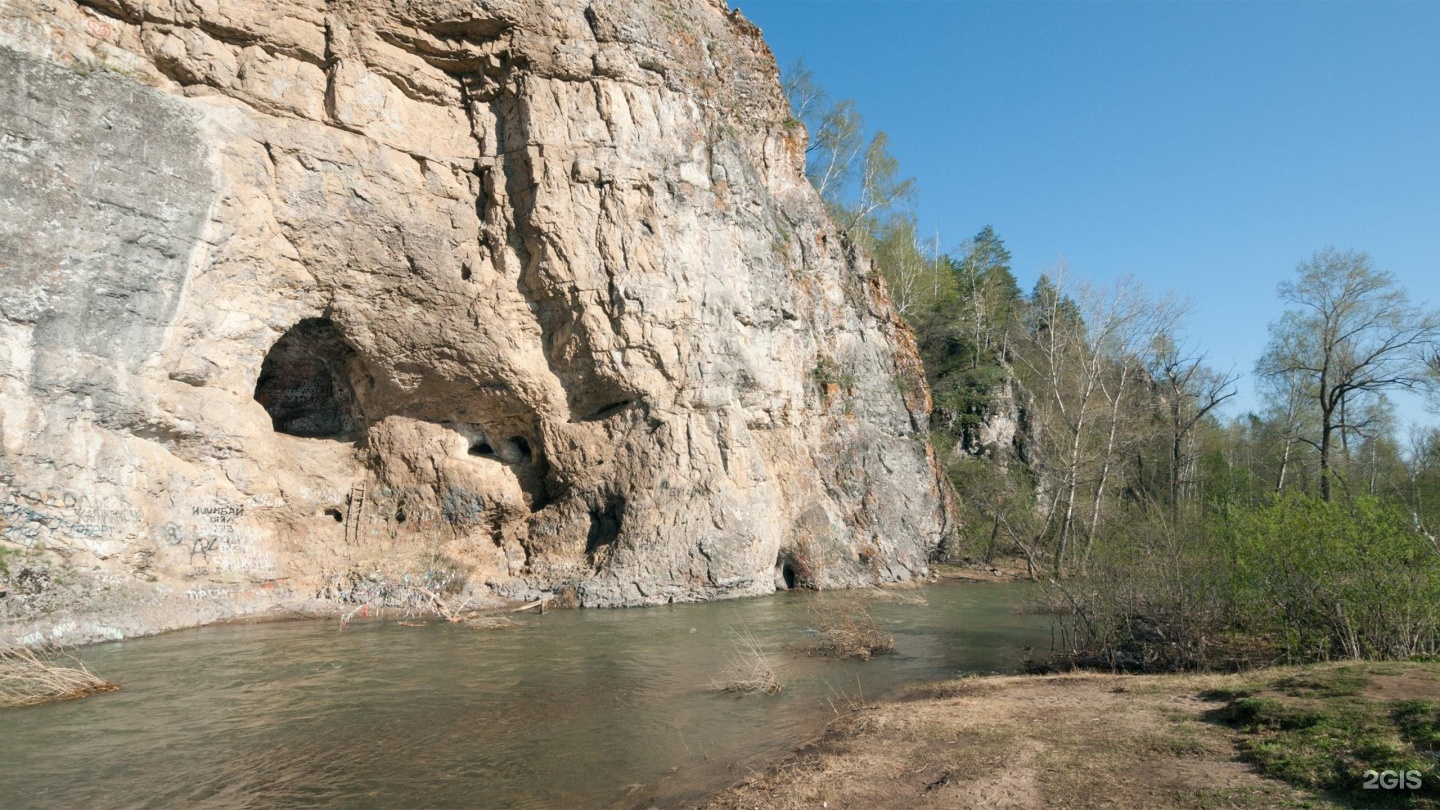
[324,508,344,523]
[469,439,495,457]
[253,318,364,439]
[395,508,407,524]
[780,560,797,589]
[509,436,532,461]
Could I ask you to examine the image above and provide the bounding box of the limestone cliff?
[0,0,954,644]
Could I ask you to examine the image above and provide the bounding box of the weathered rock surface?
[0,0,954,645]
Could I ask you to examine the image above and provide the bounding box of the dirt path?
[700,671,1335,810]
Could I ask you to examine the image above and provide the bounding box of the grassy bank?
[703,661,1440,809]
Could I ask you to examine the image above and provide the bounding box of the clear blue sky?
[740,1,1440,426]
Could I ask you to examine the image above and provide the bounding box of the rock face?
[0,0,954,644]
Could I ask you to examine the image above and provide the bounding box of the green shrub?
[1227,495,1440,661]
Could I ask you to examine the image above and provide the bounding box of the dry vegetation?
[714,625,783,696]
[0,641,118,708]
[703,667,1372,810]
[809,596,895,660]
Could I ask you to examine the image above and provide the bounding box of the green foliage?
[1226,494,1440,661]
[812,358,857,391]
[1044,494,1440,671]
[944,457,1036,563]
[915,228,1021,454]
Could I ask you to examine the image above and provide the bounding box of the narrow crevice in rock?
[580,399,634,422]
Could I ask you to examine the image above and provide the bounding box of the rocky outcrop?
[0,0,954,644]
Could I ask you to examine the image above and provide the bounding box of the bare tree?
[1149,337,1238,514]
[868,214,933,318]
[1258,368,1312,493]
[781,59,864,204]
[1014,270,1170,575]
[809,100,866,203]
[838,132,915,236]
[1081,280,1182,566]
[781,61,912,237]
[1256,248,1440,501]
[780,59,824,124]
[1013,263,1091,575]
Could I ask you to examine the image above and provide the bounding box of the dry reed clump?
[714,624,783,696]
[809,596,895,661]
[0,641,119,708]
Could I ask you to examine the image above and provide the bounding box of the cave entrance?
[780,559,797,589]
[585,497,626,559]
[254,318,364,439]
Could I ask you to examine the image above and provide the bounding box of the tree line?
[785,60,1440,668]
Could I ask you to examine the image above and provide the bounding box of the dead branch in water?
[421,590,534,628]
[421,589,468,622]
[0,641,119,708]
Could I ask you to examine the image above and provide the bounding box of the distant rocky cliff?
[0,0,954,644]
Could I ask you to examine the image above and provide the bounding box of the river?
[0,582,1050,808]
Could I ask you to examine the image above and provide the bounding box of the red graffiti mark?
[84,17,114,39]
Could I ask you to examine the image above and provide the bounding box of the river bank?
[702,661,1440,809]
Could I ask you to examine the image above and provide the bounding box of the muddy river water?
[0,582,1050,808]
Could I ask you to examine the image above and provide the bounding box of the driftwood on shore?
[337,588,553,630]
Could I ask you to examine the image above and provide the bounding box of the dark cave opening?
[253,318,364,439]
[780,560,797,589]
[510,436,532,461]
[469,439,495,456]
[585,497,626,557]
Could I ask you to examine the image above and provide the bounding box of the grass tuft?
[809,596,894,661]
[1,641,119,708]
[714,624,783,696]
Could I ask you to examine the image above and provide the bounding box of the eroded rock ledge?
[0,0,954,644]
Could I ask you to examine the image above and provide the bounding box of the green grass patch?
[1272,669,1371,698]
[1210,665,1440,807]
